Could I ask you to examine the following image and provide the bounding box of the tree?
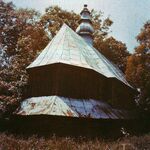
[0,1,17,66]
[40,6,80,37]
[0,1,48,115]
[126,21,150,113]
[0,1,42,68]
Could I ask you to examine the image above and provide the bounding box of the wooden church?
[15,5,138,134]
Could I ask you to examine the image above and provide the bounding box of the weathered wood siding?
[26,63,137,109]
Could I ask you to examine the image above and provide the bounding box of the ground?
[0,132,149,150]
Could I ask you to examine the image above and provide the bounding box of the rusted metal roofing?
[27,23,131,87]
[17,96,134,119]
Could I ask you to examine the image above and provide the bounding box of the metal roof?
[27,23,131,87]
[77,4,93,34]
[76,22,94,34]
[80,4,91,15]
[17,96,134,119]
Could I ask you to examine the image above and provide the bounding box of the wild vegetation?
[0,132,149,150]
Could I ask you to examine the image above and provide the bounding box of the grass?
[0,132,150,150]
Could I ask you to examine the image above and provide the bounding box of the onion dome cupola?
[76,4,94,46]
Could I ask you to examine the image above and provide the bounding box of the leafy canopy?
[126,21,150,113]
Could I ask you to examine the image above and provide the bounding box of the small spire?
[76,5,94,46]
[84,4,87,7]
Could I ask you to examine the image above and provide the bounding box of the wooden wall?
[26,63,137,109]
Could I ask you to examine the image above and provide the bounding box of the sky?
[4,0,150,53]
